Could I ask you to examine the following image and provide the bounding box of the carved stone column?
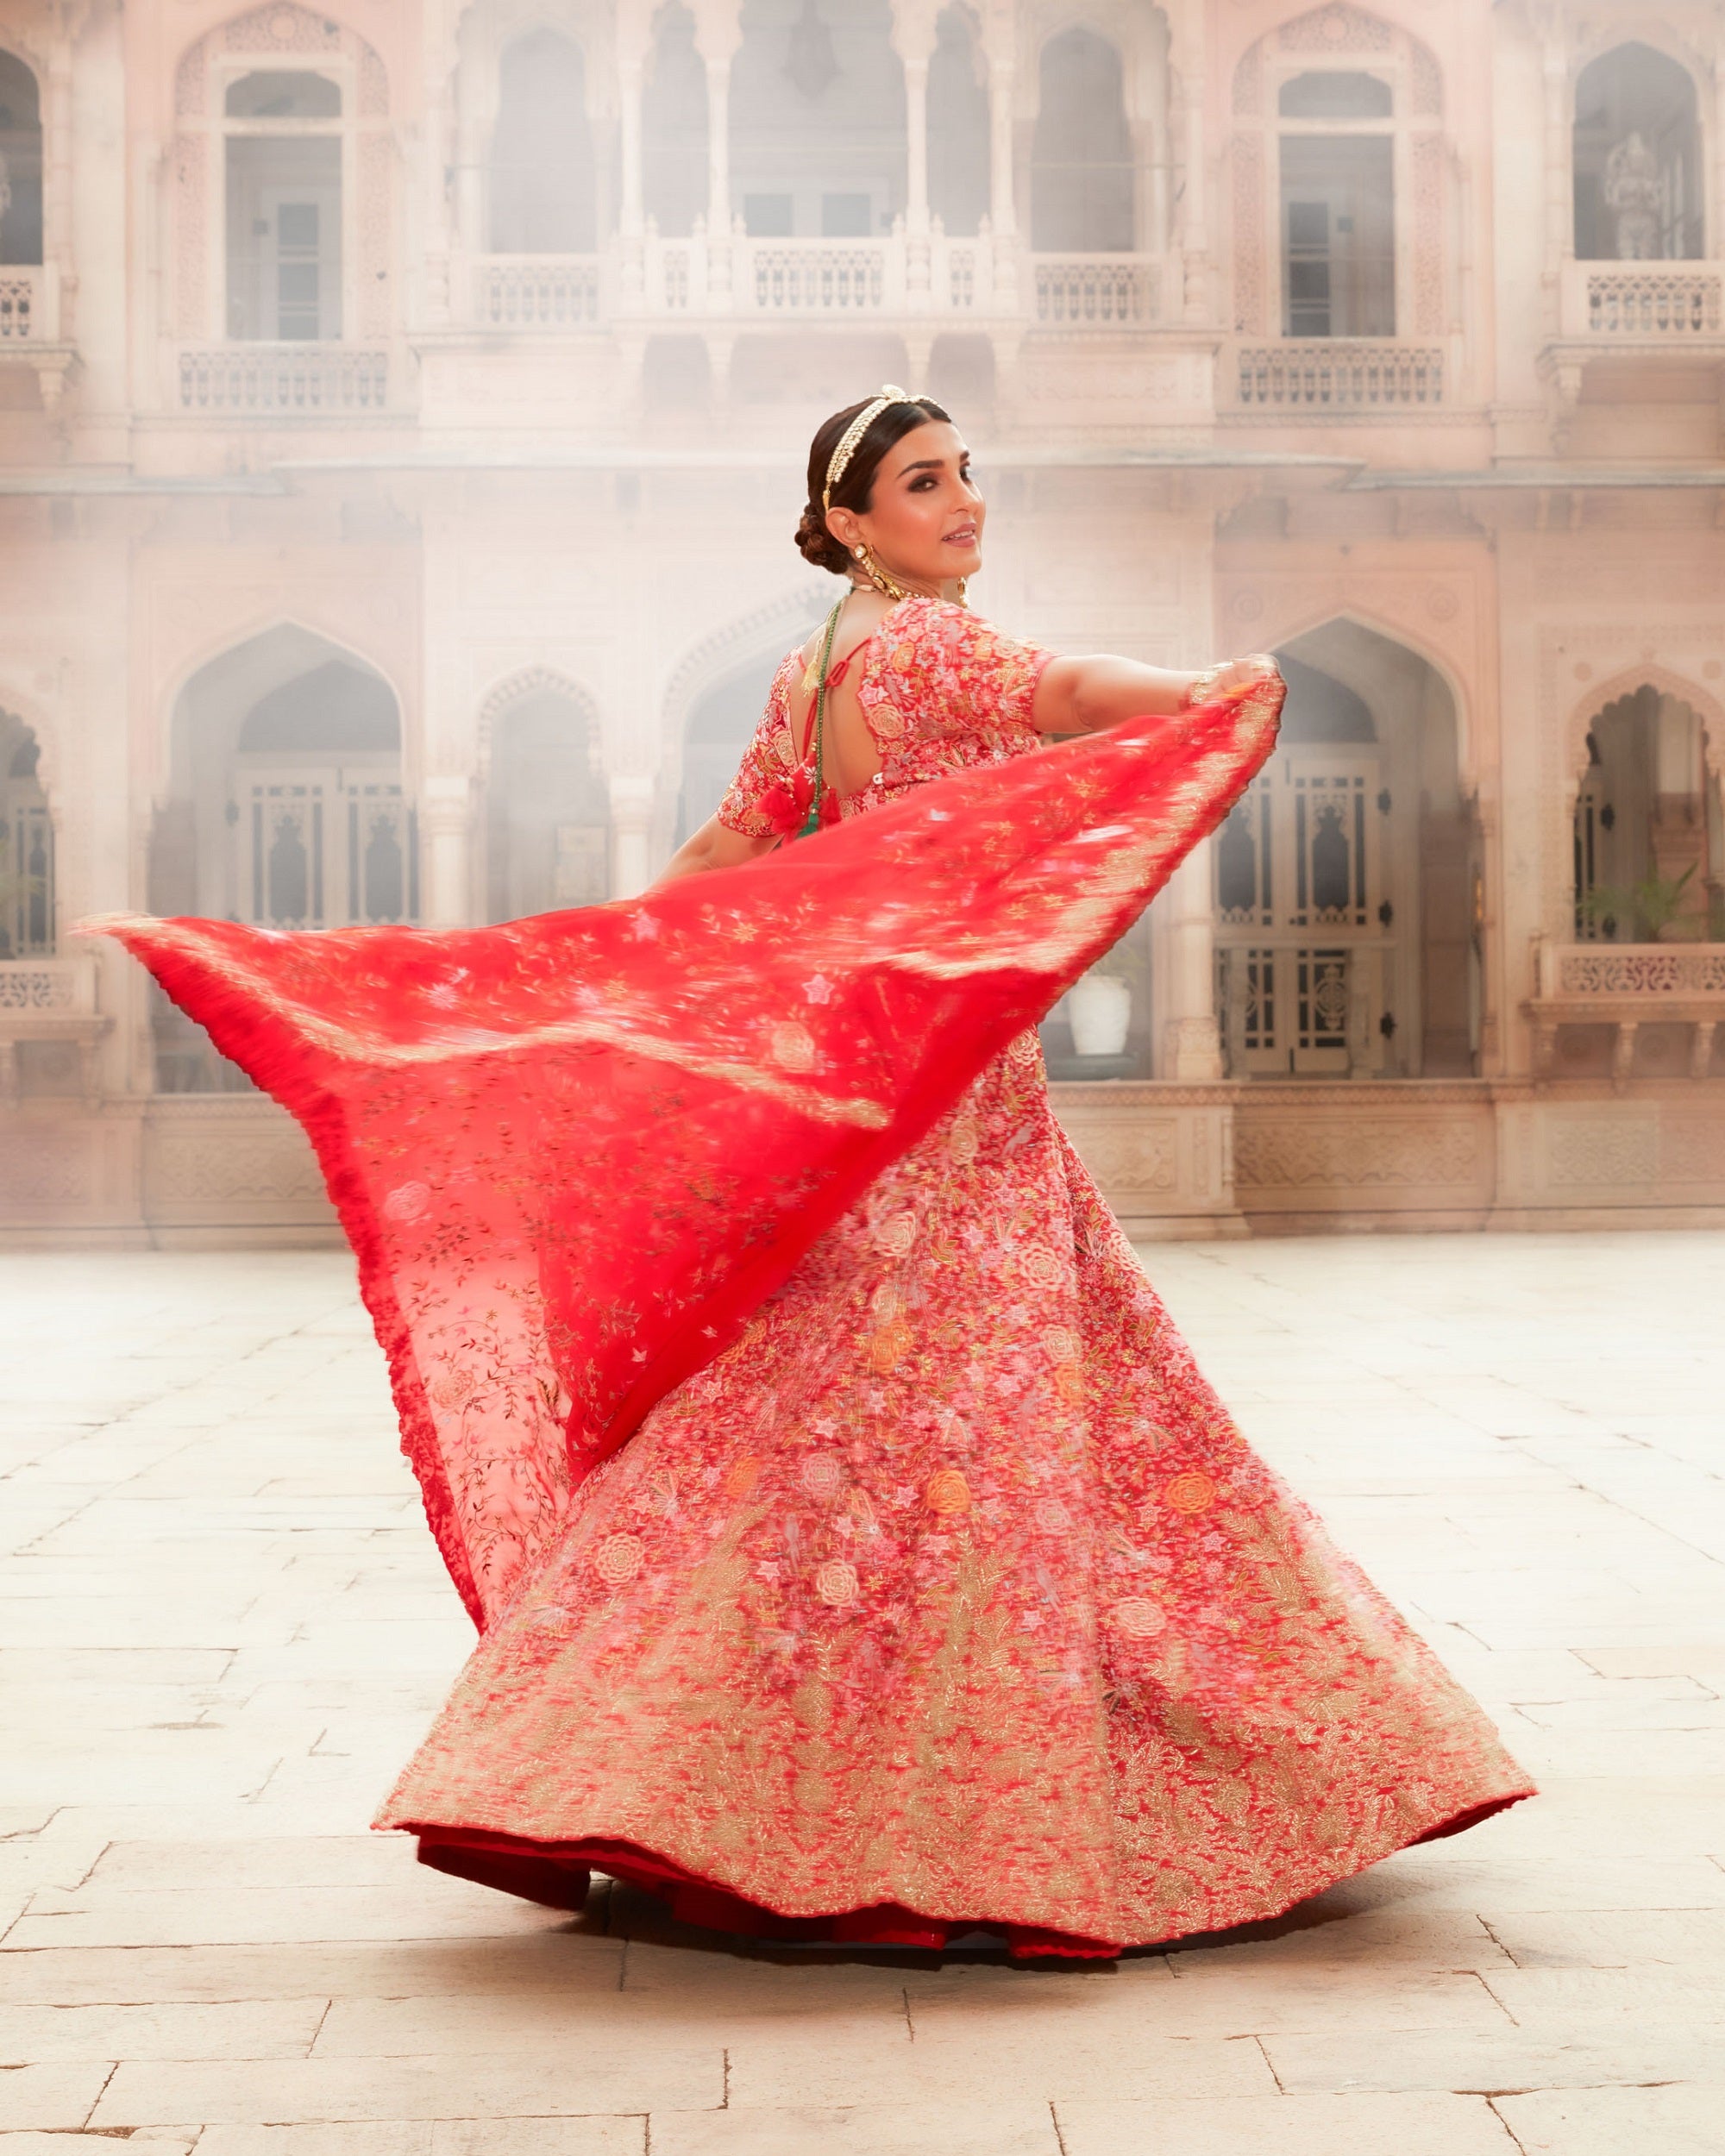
[609,774,657,899]
[618,57,646,304]
[1177,38,1208,320]
[419,775,473,929]
[986,52,1019,310]
[1161,840,1225,1081]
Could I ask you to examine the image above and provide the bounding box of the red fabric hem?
[402,1789,1532,1960]
[407,1824,1121,1959]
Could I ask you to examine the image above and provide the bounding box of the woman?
[94,391,1530,1959]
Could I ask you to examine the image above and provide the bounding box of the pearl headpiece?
[823,384,917,512]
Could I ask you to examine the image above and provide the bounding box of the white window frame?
[209,54,357,346]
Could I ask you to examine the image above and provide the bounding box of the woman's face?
[828,420,984,590]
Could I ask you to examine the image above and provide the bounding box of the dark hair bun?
[794,501,851,577]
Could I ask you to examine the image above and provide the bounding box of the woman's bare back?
[786,588,893,799]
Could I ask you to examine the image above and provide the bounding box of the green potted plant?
[1579,864,1707,943]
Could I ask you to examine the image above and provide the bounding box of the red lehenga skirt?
[91,682,1532,1958]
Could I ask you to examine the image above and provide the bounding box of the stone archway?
[152,624,407,1090]
[1215,617,1475,1079]
[478,671,611,921]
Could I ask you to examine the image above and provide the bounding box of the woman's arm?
[1031,653,1278,736]
[655,815,781,886]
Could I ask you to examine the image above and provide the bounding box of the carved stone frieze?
[0,1129,92,1206]
[1235,1118,1483,1189]
[1543,1112,1658,1189]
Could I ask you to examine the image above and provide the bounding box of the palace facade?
[3,0,1723,1242]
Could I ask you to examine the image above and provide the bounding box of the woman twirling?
[92,390,1530,1959]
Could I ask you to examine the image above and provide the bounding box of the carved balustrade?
[460,231,1158,329]
[175,345,391,415]
[0,956,110,1100]
[1526,937,1725,1087]
[1559,260,1725,341]
[1232,339,1450,411]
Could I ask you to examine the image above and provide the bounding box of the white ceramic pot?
[1067,972,1132,1058]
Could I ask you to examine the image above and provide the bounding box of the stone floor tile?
[1483,1908,1725,1969]
[724,2027,1273,2109]
[88,2050,720,2127]
[432,2122,647,2156]
[0,2064,114,2130]
[1052,2091,1519,2156]
[87,1840,420,1892]
[194,2128,647,2156]
[903,1965,1509,2037]
[310,1984,906,2055]
[1262,2024,1721,2093]
[0,1935,626,2007]
[0,1999,328,2062]
[198,2130,433,2156]
[1480,1968,1725,2026]
[0,2137,198,2156]
[1492,2084,1725,2155]
[649,2103,1060,2155]
[7,1883,557,1950]
[1169,1906,1513,1971]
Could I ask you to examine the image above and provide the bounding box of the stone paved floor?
[3,1236,1723,2156]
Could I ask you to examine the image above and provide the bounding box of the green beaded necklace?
[796,590,849,840]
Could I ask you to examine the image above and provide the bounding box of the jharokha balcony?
[1526,937,1725,1087]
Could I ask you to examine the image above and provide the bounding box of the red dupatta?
[84,680,1281,1633]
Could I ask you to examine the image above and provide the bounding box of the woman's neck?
[845,573,954,604]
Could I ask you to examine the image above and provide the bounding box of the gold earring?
[855,542,911,604]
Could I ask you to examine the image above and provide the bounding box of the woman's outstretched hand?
[1184,653,1283,708]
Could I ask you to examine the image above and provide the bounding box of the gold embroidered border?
[78,914,892,1131]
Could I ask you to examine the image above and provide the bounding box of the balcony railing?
[1033,255,1155,326]
[1234,340,1447,410]
[1527,937,1725,1085]
[1559,260,1725,340]
[0,266,58,344]
[747,241,886,314]
[477,256,603,329]
[0,955,108,1100]
[177,344,390,416]
[465,234,1160,328]
[0,956,95,1014]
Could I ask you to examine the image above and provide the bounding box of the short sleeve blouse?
[717,598,1055,837]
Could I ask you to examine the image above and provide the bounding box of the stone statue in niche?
[1603,132,1662,260]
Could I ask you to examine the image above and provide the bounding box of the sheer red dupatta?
[83,681,1281,1633]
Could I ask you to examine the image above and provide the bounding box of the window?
[643,3,707,240]
[0,718,51,957]
[223,71,343,341]
[1031,28,1133,252]
[1573,43,1703,262]
[488,30,596,254]
[728,0,906,241]
[1277,70,1395,338]
[927,6,989,239]
[0,49,43,267]
[820,191,871,237]
[744,192,794,237]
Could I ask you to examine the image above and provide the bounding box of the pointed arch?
[475,664,602,783]
[1230,598,1477,791]
[660,580,833,755]
[1566,663,1725,789]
